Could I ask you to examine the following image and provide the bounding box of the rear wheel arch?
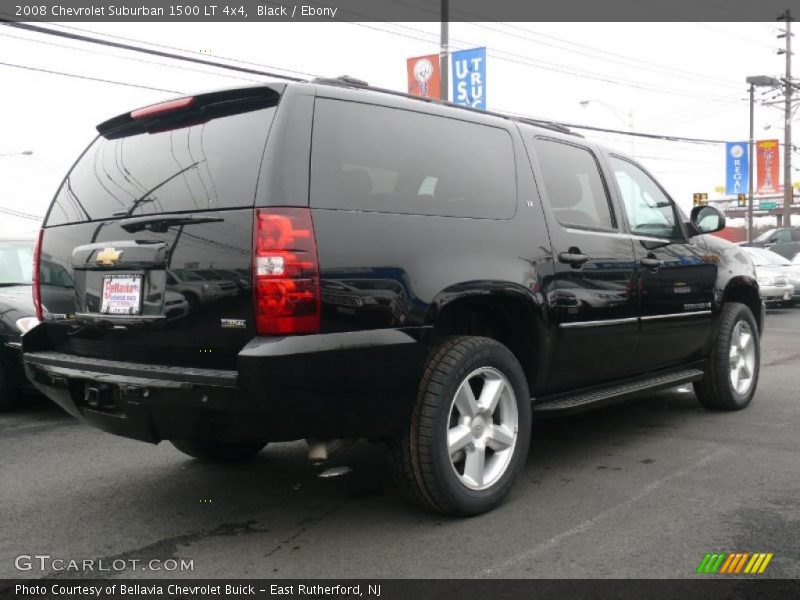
[425,286,545,392]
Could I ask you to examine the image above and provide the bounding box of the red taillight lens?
[253,208,320,335]
[130,96,195,120]
[32,228,44,321]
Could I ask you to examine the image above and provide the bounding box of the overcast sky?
[0,21,793,236]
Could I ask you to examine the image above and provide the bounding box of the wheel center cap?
[471,416,485,437]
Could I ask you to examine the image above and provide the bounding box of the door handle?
[640,256,664,269]
[558,248,590,267]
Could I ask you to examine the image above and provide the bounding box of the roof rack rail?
[308,76,582,138]
[517,118,581,136]
[311,75,369,87]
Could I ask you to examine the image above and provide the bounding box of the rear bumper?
[23,327,428,443]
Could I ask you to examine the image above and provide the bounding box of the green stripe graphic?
[696,554,712,573]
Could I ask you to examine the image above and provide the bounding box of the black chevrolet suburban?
[24,79,764,516]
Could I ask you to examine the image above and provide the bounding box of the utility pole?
[440,0,449,101]
[748,83,756,242]
[779,10,794,226]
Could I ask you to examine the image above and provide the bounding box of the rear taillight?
[32,228,44,321]
[253,208,320,335]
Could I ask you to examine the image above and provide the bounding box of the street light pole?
[440,0,449,101]
[745,75,782,240]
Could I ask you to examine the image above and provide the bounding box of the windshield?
[753,229,776,243]
[0,241,34,285]
[746,248,790,266]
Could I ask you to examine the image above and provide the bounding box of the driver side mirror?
[689,205,725,236]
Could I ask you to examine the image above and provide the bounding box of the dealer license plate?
[100,274,142,315]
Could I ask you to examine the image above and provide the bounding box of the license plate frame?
[100,274,143,316]
[783,290,792,301]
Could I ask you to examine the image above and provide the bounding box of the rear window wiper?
[119,215,224,233]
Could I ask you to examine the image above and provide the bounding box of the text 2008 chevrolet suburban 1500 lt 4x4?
[23,79,764,515]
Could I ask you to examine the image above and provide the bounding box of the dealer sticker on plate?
[101,274,142,315]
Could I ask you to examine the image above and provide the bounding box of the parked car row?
[0,239,38,410]
[742,246,800,306]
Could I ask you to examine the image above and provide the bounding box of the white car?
[743,247,797,305]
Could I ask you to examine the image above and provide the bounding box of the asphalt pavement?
[2,308,798,579]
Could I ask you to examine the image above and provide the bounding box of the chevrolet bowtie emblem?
[96,247,122,266]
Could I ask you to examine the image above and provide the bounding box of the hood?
[0,284,35,315]
[0,284,36,334]
[754,266,788,280]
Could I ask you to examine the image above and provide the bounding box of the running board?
[532,368,705,416]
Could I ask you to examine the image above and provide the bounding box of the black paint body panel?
[24,81,763,443]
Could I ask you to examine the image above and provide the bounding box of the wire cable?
[0,60,184,93]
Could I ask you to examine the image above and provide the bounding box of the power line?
[387,0,745,89]
[0,60,184,93]
[40,21,322,79]
[0,29,267,84]
[0,205,44,221]
[0,20,307,82]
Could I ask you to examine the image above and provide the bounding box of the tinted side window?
[532,139,614,230]
[47,106,278,226]
[609,156,679,239]
[775,229,792,242]
[310,99,516,219]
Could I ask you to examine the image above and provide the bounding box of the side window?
[311,99,517,219]
[532,139,615,230]
[774,229,792,243]
[608,156,679,239]
[792,230,800,242]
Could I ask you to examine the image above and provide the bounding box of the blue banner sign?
[451,47,486,109]
[725,141,749,196]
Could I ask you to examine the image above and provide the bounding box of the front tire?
[388,336,531,516]
[694,302,760,411]
[171,440,267,462]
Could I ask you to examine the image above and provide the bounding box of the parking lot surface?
[2,309,798,579]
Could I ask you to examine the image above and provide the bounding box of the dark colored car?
[0,239,39,410]
[743,226,800,260]
[24,80,764,515]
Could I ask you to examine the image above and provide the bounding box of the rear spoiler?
[96,84,285,140]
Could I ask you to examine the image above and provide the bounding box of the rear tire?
[694,302,760,411]
[171,439,267,462]
[0,367,18,412]
[388,336,531,516]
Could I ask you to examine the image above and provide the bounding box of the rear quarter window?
[310,99,517,219]
[46,105,277,226]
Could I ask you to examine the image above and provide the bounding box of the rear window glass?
[46,105,277,226]
[310,99,516,219]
